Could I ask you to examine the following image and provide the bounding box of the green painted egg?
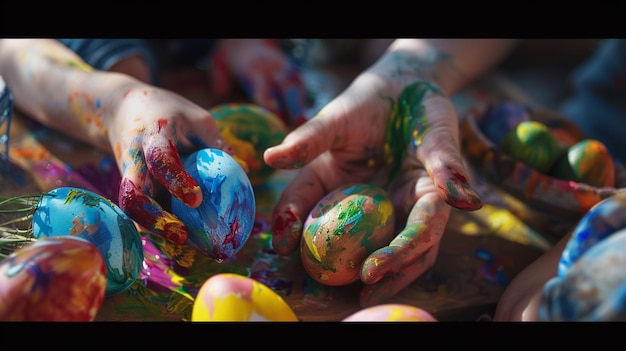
[300,184,396,286]
[210,103,288,186]
[500,120,560,174]
[550,139,615,188]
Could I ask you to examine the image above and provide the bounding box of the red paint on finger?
[145,139,202,208]
[271,207,302,256]
[119,177,188,245]
[433,165,482,211]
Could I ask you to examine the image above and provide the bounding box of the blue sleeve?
[57,39,159,85]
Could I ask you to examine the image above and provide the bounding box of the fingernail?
[440,166,482,210]
[158,214,187,245]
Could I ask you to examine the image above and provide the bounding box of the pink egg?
[343,304,437,321]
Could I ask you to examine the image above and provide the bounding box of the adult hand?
[210,39,309,128]
[264,54,482,306]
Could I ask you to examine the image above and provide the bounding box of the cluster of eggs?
[479,101,615,188]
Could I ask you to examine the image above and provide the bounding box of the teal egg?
[32,187,144,297]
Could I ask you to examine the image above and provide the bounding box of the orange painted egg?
[500,120,560,173]
[550,139,615,188]
[191,273,298,321]
[300,183,396,286]
[343,304,437,321]
[0,236,107,321]
[210,103,288,185]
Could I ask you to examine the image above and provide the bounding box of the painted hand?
[110,86,232,245]
[210,39,309,129]
[540,190,626,321]
[264,72,482,306]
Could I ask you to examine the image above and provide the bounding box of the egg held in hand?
[172,148,255,261]
[550,139,615,188]
[210,103,288,186]
[0,236,107,321]
[500,120,560,174]
[191,273,298,321]
[300,183,396,286]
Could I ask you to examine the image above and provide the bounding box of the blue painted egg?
[171,148,256,261]
[31,187,144,297]
[479,100,531,146]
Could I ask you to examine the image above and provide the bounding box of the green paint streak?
[64,189,102,208]
[383,81,442,187]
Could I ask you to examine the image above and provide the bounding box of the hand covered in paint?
[264,49,483,306]
[110,84,233,245]
[495,190,626,321]
[210,39,309,129]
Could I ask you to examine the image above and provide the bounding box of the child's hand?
[264,61,482,306]
[210,39,309,129]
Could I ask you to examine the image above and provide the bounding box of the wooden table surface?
[0,66,560,322]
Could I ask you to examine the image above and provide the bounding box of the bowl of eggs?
[460,100,626,237]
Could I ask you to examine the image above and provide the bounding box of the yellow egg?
[191,273,298,322]
[500,120,560,173]
[300,183,395,286]
[210,103,288,186]
[342,304,437,321]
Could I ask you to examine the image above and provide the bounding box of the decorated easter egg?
[550,139,615,188]
[191,273,298,321]
[300,183,396,286]
[342,304,437,321]
[500,120,560,173]
[479,100,531,146]
[210,103,288,185]
[171,148,255,261]
[0,236,107,321]
[31,187,143,297]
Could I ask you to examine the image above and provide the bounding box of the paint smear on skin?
[383,81,442,187]
[67,92,107,138]
[118,177,188,245]
[144,136,202,207]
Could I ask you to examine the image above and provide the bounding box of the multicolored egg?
[171,148,255,261]
[342,304,437,321]
[500,120,560,173]
[191,273,298,321]
[478,100,531,146]
[210,103,288,186]
[0,236,107,321]
[31,187,143,297]
[301,183,396,286]
[550,139,615,188]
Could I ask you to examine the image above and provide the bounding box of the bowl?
[460,101,626,238]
